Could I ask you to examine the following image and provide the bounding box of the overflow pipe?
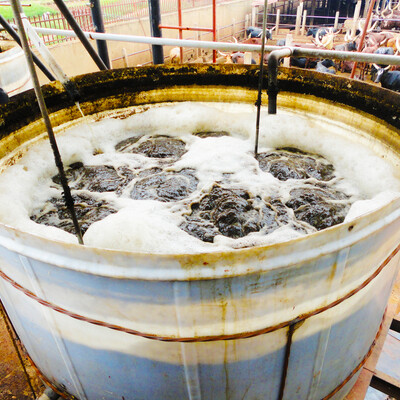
[0,14,56,82]
[53,0,108,71]
[267,47,292,115]
[9,0,84,245]
[29,27,400,66]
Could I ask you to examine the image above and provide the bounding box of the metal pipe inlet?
[0,65,399,400]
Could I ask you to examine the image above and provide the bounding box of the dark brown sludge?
[30,135,353,242]
[180,185,282,242]
[131,169,199,202]
[52,162,134,193]
[31,194,117,234]
[117,135,187,159]
[257,147,335,181]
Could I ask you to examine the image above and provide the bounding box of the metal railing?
[2,0,230,46]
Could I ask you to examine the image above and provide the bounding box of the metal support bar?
[370,370,400,399]
[177,0,183,62]
[52,0,108,71]
[158,25,213,32]
[89,0,110,69]
[390,315,400,332]
[29,27,400,66]
[0,14,55,82]
[148,0,164,64]
[350,0,376,79]
[10,0,84,245]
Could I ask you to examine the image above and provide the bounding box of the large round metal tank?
[0,43,32,96]
[0,65,399,400]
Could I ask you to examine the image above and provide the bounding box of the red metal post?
[178,0,183,61]
[350,0,376,79]
[212,0,216,62]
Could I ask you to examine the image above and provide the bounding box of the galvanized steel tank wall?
[0,65,399,400]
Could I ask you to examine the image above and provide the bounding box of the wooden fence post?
[295,2,303,36]
[351,0,362,38]
[334,10,339,30]
[283,33,292,67]
[276,9,280,34]
[301,9,307,35]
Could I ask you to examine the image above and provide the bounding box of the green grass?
[0,2,57,21]
[0,0,122,21]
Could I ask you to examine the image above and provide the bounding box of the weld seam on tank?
[173,282,202,400]
[307,325,332,399]
[19,255,89,400]
[1,243,399,344]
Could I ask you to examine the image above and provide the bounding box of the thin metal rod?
[158,25,213,32]
[10,0,84,245]
[254,0,268,157]
[212,0,216,62]
[0,14,56,82]
[350,0,377,78]
[31,27,400,66]
[89,0,110,68]
[52,0,108,71]
[177,0,183,62]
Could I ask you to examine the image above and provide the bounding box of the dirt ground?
[0,302,44,400]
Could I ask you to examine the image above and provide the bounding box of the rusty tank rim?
[0,64,399,279]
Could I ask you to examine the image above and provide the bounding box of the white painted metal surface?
[0,45,32,96]
[0,73,399,400]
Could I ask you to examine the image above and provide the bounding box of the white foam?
[0,102,398,253]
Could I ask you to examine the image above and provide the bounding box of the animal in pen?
[373,63,400,92]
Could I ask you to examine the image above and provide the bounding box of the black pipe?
[148,0,164,64]
[0,14,56,81]
[89,0,110,69]
[52,0,108,71]
[267,48,292,115]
